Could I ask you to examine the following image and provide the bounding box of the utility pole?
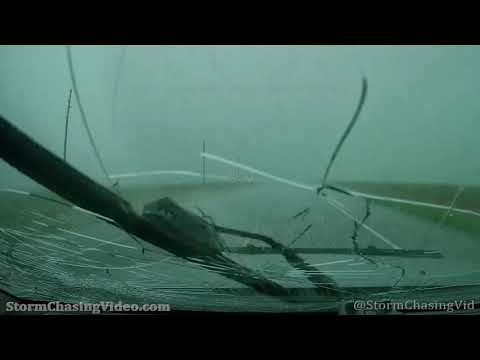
[63,88,73,161]
[202,140,206,185]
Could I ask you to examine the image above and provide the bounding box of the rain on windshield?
[1,45,479,314]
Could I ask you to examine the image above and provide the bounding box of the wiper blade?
[227,246,443,259]
[215,225,340,297]
[0,115,323,302]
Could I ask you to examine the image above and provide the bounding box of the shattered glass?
[1,181,480,313]
[1,45,480,314]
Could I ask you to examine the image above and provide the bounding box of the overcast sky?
[1,45,479,189]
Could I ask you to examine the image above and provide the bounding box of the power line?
[63,88,72,161]
[319,76,368,190]
[65,45,113,186]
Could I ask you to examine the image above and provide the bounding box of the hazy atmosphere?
[1,45,480,314]
[1,45,479,188]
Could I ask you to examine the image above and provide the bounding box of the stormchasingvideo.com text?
[5,301,170,314]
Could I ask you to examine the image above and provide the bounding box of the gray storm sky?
[1,45,479,188]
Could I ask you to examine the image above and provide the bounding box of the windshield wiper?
[0,114,330,302]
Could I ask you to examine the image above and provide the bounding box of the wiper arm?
[0,115,313,302]
[215,225,340,297]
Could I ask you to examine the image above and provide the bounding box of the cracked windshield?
[0,45,479,314]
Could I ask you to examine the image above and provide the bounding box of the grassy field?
[336,182,480,238]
